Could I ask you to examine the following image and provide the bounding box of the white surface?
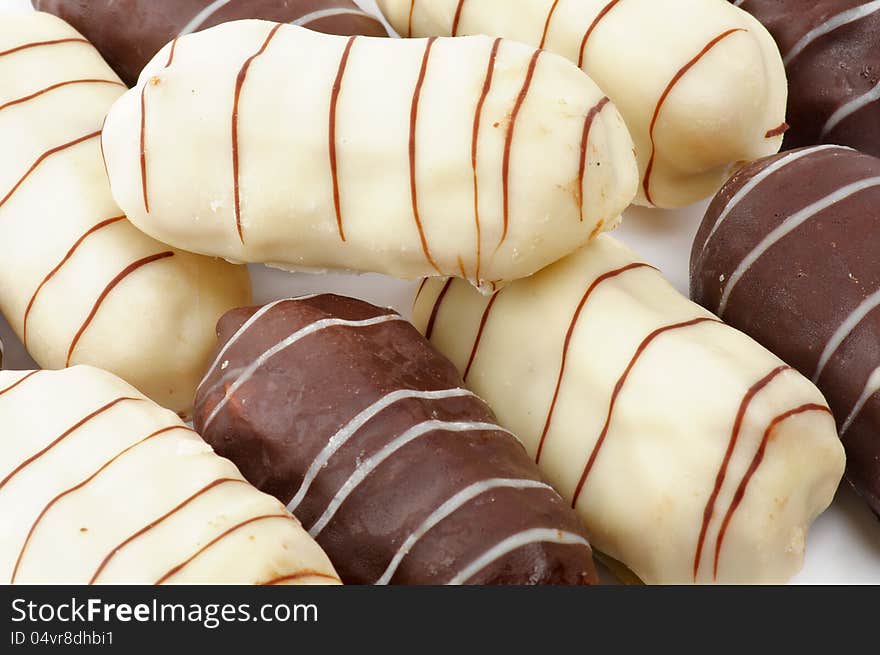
[1,0,877,584]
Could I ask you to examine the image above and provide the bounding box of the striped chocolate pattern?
[733,0,880,156]
[0,35,177,368]
[211,24,611,283]
[34,0,388,86]
[0,367,340,585]
[194,295,598,585]
[423,240,836,580]
[691,145,880,516]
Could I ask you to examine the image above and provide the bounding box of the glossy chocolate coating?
[33,0,388,85]
[691,145,880,515]
[194,295,597,585]
[733,0,880,156]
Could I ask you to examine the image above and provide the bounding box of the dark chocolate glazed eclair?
[691,145,880,516]
[33,0,388,85]
[194,295,598,585]
[731,0,880,157]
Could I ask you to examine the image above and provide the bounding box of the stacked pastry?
[194,295,599,585]
[413,236,845,584]
[0,0,867,585]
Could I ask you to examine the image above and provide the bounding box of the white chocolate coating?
[0,365,340,585]
[0,12,251,414]
[101,20,638,291]
[378,0,788,208]
[413,235,844,584]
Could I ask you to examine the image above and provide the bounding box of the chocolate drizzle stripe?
[822,79,880,137]
[0,79,124,113]
[138,85,149,213]
[232,24,283,243]
[784,1,880,65]
[408,0,417,37]
[88,477,248,584]
[451,0,467,35]
[178,0,235,36]
[577,97,611,222]
[376,478,554,584]
[697,145,841,259]
[155,514,294,585]
[165,38,178,67]
[0,371,40,398]
[447,528,591,585]
[692,364,790,581]
[196,297,322,395]
[463,292,500,380]
[139,33,178,217]
[10,425,191,583]
[814,287,880,382]
[499,50,542,250]
[764,122,789,139]
[712,404,832,579]
[842,367,880,434]
[570,317,721,507]
[577,0,623,68]
[329,36,357,242]
[536,262,654,464]
[22,216,126,347]
[0,37,89,59]
[409,37,441,272]
[423,278,453,340]
[642,28,744,205]
[292,8,377,28]
[471,38,502,283]
[261,571,340,585]
[309,420,513,537]
[66,252,175,366]
[287,388,477,513]
[414,278,428,304]
[202,314,405,432]
[0,131,101,210]
[0,397,140,493]
[539,0,561,48]
[718,175,880,315]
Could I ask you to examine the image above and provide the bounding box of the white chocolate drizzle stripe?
[375,478,554,585]
[287,387,478,512]
[308,420,511,537]
[202,313,404,431]
[814,287,880,382]
[822,79,880,137]
[784,1,880,65]
[841,366,880,434]
[196,297,319,395]
[291,8,375,28]
[179,0,235,36]
[446,529,590,585]
[699,145,843,257]
[718,176,880,315]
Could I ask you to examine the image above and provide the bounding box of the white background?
[1,0,878,583]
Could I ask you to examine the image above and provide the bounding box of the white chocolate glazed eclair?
[413,235,844,584]
[101,20,639,292]
[377,0,788,208]
[0,12,251,415]
[0,365,340,585]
